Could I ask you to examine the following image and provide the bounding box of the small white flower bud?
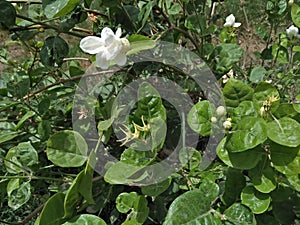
[260,106,265,116]
[223,120,232,129]
[216,106,226,116]
[211,117,218,123]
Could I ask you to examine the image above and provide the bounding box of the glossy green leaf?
[133,195,149,223]
[38,120,51,141]
[163,189,220,225]
[116,192,138,213]
[249,66,267,83]
[141,178,171,197]
[0,1,16,29]
[273,103,298,118]
[120,148,155,166]
[135,82,166,121]
[267,117,300,147]
[269,141,299,166]
[104,162,148,184]
[274,151,300,175]
[64,168,94,218]
[43,0,81,18]
[5,142,38,174]
[241,186,271,214]
[7,179,31,210]
[293,93,300,112]
[46,130,88,167]
[272,44,288,63]
[286,174,300,191]
[225,117,267,152]
[187,100,214,136]
[63,214,107,225]
[223,203,256,225]
[292,3,300,27]
[179,147,202,170]
[217,138,263,170]
[198,179,220,203]
[40,36,69,67]
[185,14,206,34]
[222,168,246,206]
[248,163,276,193]
[212,44,243,75]
[0,131,19,144]
[16,111,35,130]
[233,101,259,121]
[39,192,66,225]
[223,79,254,107]
[253,82,280,110]
[127,35,156,55]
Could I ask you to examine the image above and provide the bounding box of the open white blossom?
[80,27,130,69]
[286,25,300,39]
[224,14,241,28]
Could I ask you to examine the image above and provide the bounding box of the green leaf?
[256,214,280,225]
[116,192,149,224]
[133,195,149,223]
[267,117,300,147]
[286,174,300,191]
[7,179,31,210]
[0,132,20,144]
[38,120,51,141]
[269,141,299,166]
[141,178,171,197]
[5,142,38,174]
[40,36,69,67]
[248,163,276,193]
[104,162,148,184]
[223,203,256,225]
[63,214,107,225]
[233,101,259,121]
[135,82,166,121]
[241,186,271,214]
[274,151,300,175]
[187,100,214,136]
[120,148,155,166]
[46,130,88,167]
[272,44,288,63]
[222,168,246,206]
[163,189,221,225]
[272,201,296,225]
[116,192,138,213]
[42,0,81,18]
[225,117,267,152]
[198,179,219,203]
[16,111,35,130]
[127,39,156,55]
[39,192,66,225]
[217,138,263,170]
[253,82,280,110]
[64,168,94,218]
[184,15,206,34]
[223,79,254,107]
[211,44,243,75]
[292,3,300,27]
[249,66,267,83]
[0,1,16,29]
[293,93,300,112]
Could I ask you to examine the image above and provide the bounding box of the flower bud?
[216,106,226,116]
[211,117,217,123]
[223,120,232,129]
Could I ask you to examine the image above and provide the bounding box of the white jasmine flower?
[80,27,130,69]
[286,25,300,39]
[224,14,241,28]
[216,106,226,116]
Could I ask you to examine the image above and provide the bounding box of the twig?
[15,14,85,38]
[18,203,45,225]
[20,69,116,100]
[6,0,42,4]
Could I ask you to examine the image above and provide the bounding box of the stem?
[15,14,85,38]
[6,0,42,4]
[63,57,91,62]
[0,175,67,182]
[19,69,116,100]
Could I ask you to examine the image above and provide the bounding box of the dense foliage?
[0,0,300,224]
